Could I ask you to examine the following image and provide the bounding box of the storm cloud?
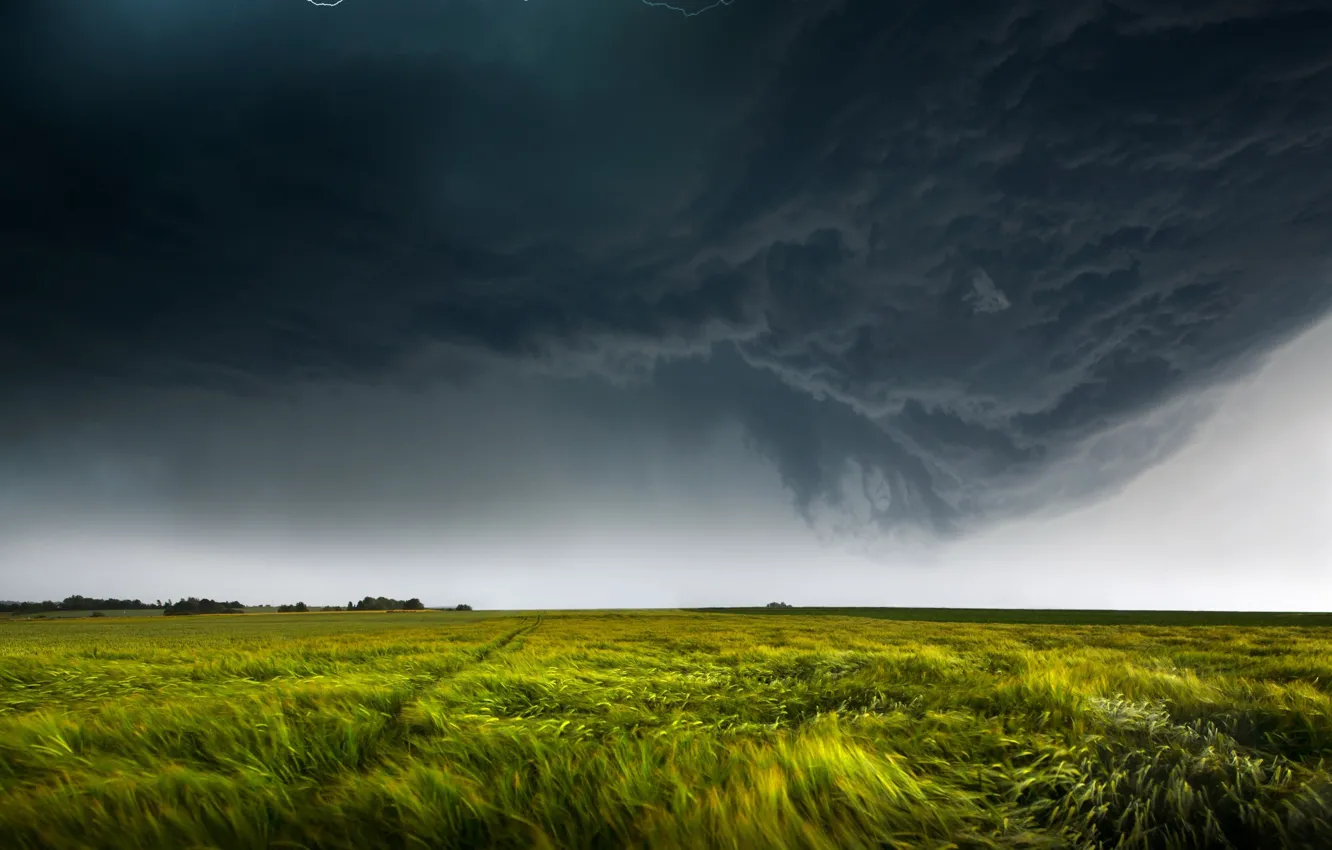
[5,0,1332,580]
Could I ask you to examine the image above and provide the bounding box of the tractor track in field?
[403,614,543,696]
[383,615,543,743]
[470,614,542,665]
[482,618,543,660]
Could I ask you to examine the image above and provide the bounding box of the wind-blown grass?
[1,610,1330,848]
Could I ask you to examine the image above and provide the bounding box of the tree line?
[0,596,157,614]
[348,596,424,611]
[277,599,472,612]
[3,595,472,616]
[163,598,246,616]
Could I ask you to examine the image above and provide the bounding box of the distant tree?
[0,596,153,614]
[347,601,355,612]
[89,611,107,618]
[0,601,57,614]
[352,595,423,611]
[163,597,245,616]
[454,604,473,611]
[765,601,793,609]
[277,602,309,613]
[63,595,152,611]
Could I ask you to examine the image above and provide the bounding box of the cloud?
[966,270,1012,314]
[5,0,1332,544]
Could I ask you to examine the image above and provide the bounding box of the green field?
[697,606,1332,627]
[2,611,1331,849]
[0,608,167,620]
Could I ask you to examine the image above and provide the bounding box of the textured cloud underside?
[6,0,1332,537]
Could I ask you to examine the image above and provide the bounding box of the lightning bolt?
[638,0,735,14]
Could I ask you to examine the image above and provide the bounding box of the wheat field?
[2,610,1330,849]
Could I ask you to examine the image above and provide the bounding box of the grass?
[697,606,1332,627]
[0,608,167,620]
[1,610,1330,848]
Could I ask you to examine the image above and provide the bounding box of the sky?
[3,0,1331,609]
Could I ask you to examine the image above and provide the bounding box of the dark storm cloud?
[6,0,1332,536]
